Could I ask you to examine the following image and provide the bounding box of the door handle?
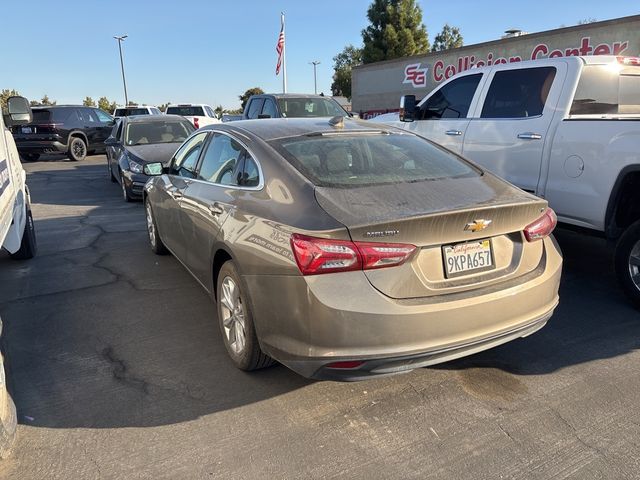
[445,130,463,136]
[208,202,224,215]
[517,132,542,140]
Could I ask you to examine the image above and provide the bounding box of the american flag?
[275,17,285,75]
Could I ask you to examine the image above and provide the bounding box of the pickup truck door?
[462,62,568,193]
[0,125,13,247]
[403,72,486,154]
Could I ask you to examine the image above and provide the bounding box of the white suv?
[0,95,37,458]
[113,105,162,117]
[165,104,220,129]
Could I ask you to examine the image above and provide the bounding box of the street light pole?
[113,35,129,105]
[309,61,321,95]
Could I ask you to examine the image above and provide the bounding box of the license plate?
[21,127,33,134]
[443,239,494,278]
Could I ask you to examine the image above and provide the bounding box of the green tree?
[127,101,138,106]
[40,94,56,105]
[239,87,264,111]
[431,24,463,52]
[214,105,225,118]
[83,96,96,107]
[0,89,20,109]
[361,0,429,64]
[158,102,170,113]
[97,96,117,113]
[331,45,362,99]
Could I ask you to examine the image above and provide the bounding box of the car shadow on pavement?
[0,159,638,430]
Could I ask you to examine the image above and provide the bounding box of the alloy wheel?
[629,240,640,291]
[220,276,247,355]
[146,202,156,248]
[73,140,85,159]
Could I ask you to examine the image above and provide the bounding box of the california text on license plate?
[443,239,494,278]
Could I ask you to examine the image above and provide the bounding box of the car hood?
[125,143,182,165]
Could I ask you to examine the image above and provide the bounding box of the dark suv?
[12,105,114,161]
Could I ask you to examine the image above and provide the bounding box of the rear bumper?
[245,236,562,380]
[16,139,67,154]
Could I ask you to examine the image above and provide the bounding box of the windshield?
[125,121,194,146]
[31,108,71,123]
[272,133,478,187]
[277,98,347,118]
[115,108,150,116]
[166,106,205,116]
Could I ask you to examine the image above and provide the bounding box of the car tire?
[216,260,274,371]
[21,153,40,162]
[120,173,133,202]
[614,219,640,309]
[145,199,168,255]
[10,207,37,260]
[67,136,87,161]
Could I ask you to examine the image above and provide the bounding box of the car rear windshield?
[31,108,71,124]
[570,64,640,115]
[115,108,150,116]
[272,133,478,187]
[166,106,205,116]
[277,98,347,118]
[125,121,194,146]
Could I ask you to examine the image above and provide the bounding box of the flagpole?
[281,12,287,93]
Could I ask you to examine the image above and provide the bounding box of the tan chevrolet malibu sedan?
[142,117,562,380]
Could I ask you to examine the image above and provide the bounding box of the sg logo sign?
[403,63,428,88]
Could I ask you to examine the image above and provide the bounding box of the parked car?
[0,95,38,457]
[243,93,351,120]
[384,55,640,307]
[165,104,220,129]
[105,115,194,201]
[142,118,562,380]
[11,105,114,161]
[113,105,162,117]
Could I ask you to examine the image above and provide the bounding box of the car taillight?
[524,208,557,242]
[617,56,640,66]
[193,117,200,129]
[290,234,416,276]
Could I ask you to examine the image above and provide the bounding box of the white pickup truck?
[0,95,37,457]
[386,55,640,308]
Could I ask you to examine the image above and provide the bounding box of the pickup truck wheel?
[10,207,37,260]
[614,219,640,309]
[68,137,87,161]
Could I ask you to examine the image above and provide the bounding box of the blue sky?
[1,0,637,109]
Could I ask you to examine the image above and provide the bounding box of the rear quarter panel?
[542,119,640,230]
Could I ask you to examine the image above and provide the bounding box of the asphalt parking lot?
[0,155,639,479]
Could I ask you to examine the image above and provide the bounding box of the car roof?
[201,117,392,142]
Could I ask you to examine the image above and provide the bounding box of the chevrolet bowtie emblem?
[464,219,492,232]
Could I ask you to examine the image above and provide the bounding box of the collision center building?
[352,15,640,118]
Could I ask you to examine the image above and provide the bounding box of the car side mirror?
[144,162,164,176]
[3,96,32,127]
[104,137,118,145]
[399,95,417,122]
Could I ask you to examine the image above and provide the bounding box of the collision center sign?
[353,15,640,114]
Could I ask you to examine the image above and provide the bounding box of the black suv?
[12,105,114,161]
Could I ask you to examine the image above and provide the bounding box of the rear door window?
[481,67,556,118]
[246,99,264,119]
[570,64,640,115]
[420,74,482,119]
[261,99,278,118]
[197,133,244,185]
